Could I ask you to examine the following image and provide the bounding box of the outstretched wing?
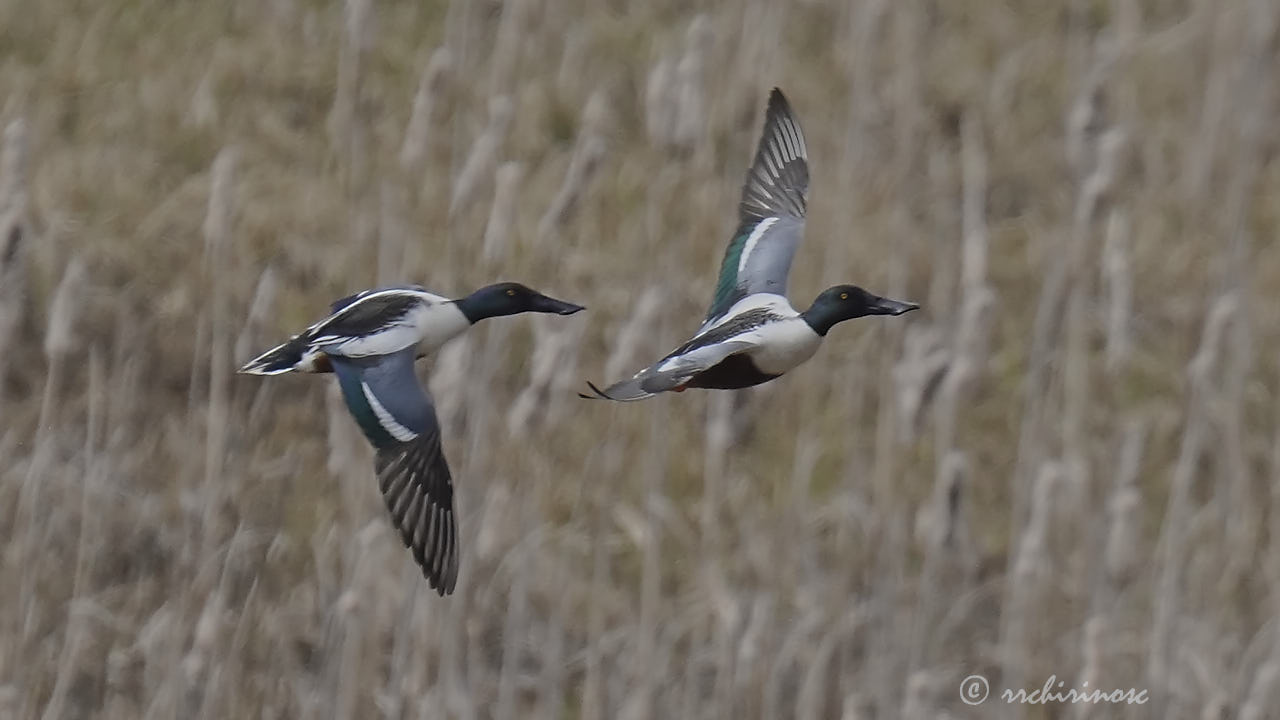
[330,348,459,595]
[583,308,777,401]
[705,88,809,324]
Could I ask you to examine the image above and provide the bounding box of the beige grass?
[3,0,1280,718]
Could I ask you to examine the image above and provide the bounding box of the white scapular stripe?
[738,217,779,275]
[362,381,418,442]
[319,323,421,357]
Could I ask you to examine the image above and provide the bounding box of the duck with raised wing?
[582,89,917,402]
[240,282,584,595]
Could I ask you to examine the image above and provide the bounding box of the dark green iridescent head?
[800,285,918,336]
[454,282,585,324]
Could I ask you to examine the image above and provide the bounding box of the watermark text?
[959,674,1148,706]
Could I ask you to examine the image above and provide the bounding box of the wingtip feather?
[581,380,612,400]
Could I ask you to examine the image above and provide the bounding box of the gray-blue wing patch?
[330,349,459,595]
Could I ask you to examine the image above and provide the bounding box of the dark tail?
[238,337,307,375]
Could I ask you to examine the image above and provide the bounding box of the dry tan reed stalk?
[399,47,452,177]
[17,254,88,657]
[1148,294,1236,706]
[325,381,364,483]
[628,405,672,720]
[327,0,372,159]
[894,324,948,440]
[1103,420,1145,590]
[494,531,534,720]
[949,111,996,412]
[450,95,513,220]
[672,16,711,156]
[1181,4,1242,207]
[328,531,376,720]
[379,562,432,717]
[0,209,24,412]
[535,595,569,720]
[1101,208,1132,373]
[487,0,533,96]
[959,111,988,295]
[0,115,27,212]
[1071,614,1106,720]
[865,509,909,718]
[999,50,1123,693]
[603,288,665,382]
[376,181,408,285]
[700,390,734,565]
[796,626,841,720]
[1001,461,1062,703]
[483,161,523,264]
[233,265,277,370]
[554,29,588,100]
[137,604,183,716]
[915,451,969,555]
[201,148,236,555]
[188,62,219,129]
[899,670,936,720]
[429,334,473,429]
[733,595,774,703]
[43,255,86,361]
[841,0,891,183]
[506,313,585,433]
[644,56,678,149]
[0,117,27,387]
[1240,660,1280,720]
[182,587,225,712]
[1210,0,1275,616]
[1267,370,1280,592]
[537,90,609,244]
[1064,58,1112,183]
[781,439,821,590]
[762,612,823,717]
[949,288,994,397]
[581,440,627,720]
[1001,232,1069,635]
[39,348,104,720]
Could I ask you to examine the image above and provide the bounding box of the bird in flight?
[583,88,917,402]
[240,282,585,595]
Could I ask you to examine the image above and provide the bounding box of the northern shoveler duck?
[582,89,917,402]
[239,282,585,595]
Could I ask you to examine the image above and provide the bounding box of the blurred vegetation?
[2,0,1280,718]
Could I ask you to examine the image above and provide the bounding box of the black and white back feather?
[238,287,442,375]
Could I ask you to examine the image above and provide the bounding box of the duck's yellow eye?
[840,292,849,300]
[507,289,516,296]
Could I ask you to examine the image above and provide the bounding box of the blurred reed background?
[2,0,1280,718]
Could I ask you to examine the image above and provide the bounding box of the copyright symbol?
[960,674,989,705]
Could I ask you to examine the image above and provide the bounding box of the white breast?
[413,301,471,352]
[747,317,821,375]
